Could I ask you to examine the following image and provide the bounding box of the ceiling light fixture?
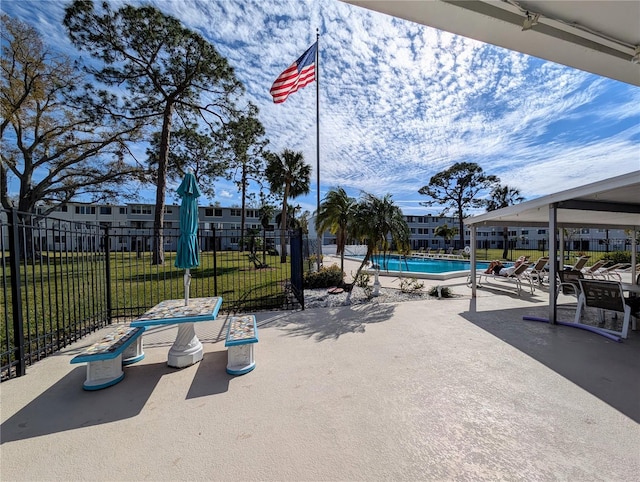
[522,11,540,31]
[632,46,640,64]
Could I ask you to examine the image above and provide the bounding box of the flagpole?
[315,29,322,271]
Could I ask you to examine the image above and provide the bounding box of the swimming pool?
[347,254,495,280]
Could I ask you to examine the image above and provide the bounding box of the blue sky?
[3,0,639,216]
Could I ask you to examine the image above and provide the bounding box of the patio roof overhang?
[342,0,640,86]
[465,171,640,230]
[464,171,640,325]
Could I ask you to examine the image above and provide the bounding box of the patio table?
[131,297,223,368]
[621,283,640,294]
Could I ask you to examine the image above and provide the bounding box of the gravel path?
[303,285,430,308]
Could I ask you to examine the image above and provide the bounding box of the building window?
[537,229,546,235]
[205,208,214,217]
[119,207,127,214]
[230,208,242,217]
[215,208,222,217]
[100,207,112,215]
[131,205,152,215]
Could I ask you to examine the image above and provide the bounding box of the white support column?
[549,203,559,324]
[470,226,477,298]
[632,229,638,284]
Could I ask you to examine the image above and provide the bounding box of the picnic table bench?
[70,326,145,390]
[225,315,258,375]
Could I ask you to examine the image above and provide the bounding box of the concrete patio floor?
[2,262,639,481]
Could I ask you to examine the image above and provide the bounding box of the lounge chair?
[594,263,631,281]
[581,259,608,278]
[469,261,534,295]
[526,256,549,285]
[247,252,268,269]
[566,255,590,271]
[438,247,462,259]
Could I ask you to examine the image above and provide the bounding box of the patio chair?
[623,273,640,332]
[575,279,631,339]
[247,252,268,269]
[556,269,584,300]
[471,261,534,295]
[581,259,608,278]
[526,256,549,285]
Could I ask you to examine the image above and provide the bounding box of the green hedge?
[304,265,344,288]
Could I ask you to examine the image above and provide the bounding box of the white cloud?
[3,0,639,215]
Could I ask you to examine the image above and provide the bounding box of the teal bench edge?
[70,326,145,390]
[226,362,256,376]
[225,315,258,376]
[70,326,145,364]
[225,315,259,347]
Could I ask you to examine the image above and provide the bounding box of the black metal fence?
[1,208,307,381]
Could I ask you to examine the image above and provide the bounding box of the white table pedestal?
[168,322,203,368]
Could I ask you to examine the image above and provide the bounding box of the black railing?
[1,208,306,381]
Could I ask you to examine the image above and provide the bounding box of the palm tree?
[346,192,410,303]
[316,187,357,276]
[434,224,459,249]
[486,185,525,259]
[265,149,311,263]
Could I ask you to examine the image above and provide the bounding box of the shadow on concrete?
[461,303,640,423]
[262,303,396,341]
[186,350,231,399]
[0,361,173,444]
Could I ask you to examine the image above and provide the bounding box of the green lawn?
[1,250,293,366]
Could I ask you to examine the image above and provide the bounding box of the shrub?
[428,285,453,298]
[308,254,324,266]
[354,271,370,288]
[605,251,631,265]
[304,264,344,288]
[399,277,424,293]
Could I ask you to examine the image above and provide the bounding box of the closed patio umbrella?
[175,170,202,306]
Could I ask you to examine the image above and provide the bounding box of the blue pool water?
[358,255,492,274]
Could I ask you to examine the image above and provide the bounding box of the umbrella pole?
[184,268,191,306]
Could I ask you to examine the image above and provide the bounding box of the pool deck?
[1,256,639,480]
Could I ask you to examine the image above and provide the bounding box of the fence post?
[212,227,218,296]
[103,225,113,323]
[8,208,26,377]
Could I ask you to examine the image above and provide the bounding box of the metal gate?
[289,229,305,309]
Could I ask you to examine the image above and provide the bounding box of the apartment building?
[20,202,275,253]
[2,201,630,254]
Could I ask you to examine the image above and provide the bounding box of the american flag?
[270,42,317,104]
